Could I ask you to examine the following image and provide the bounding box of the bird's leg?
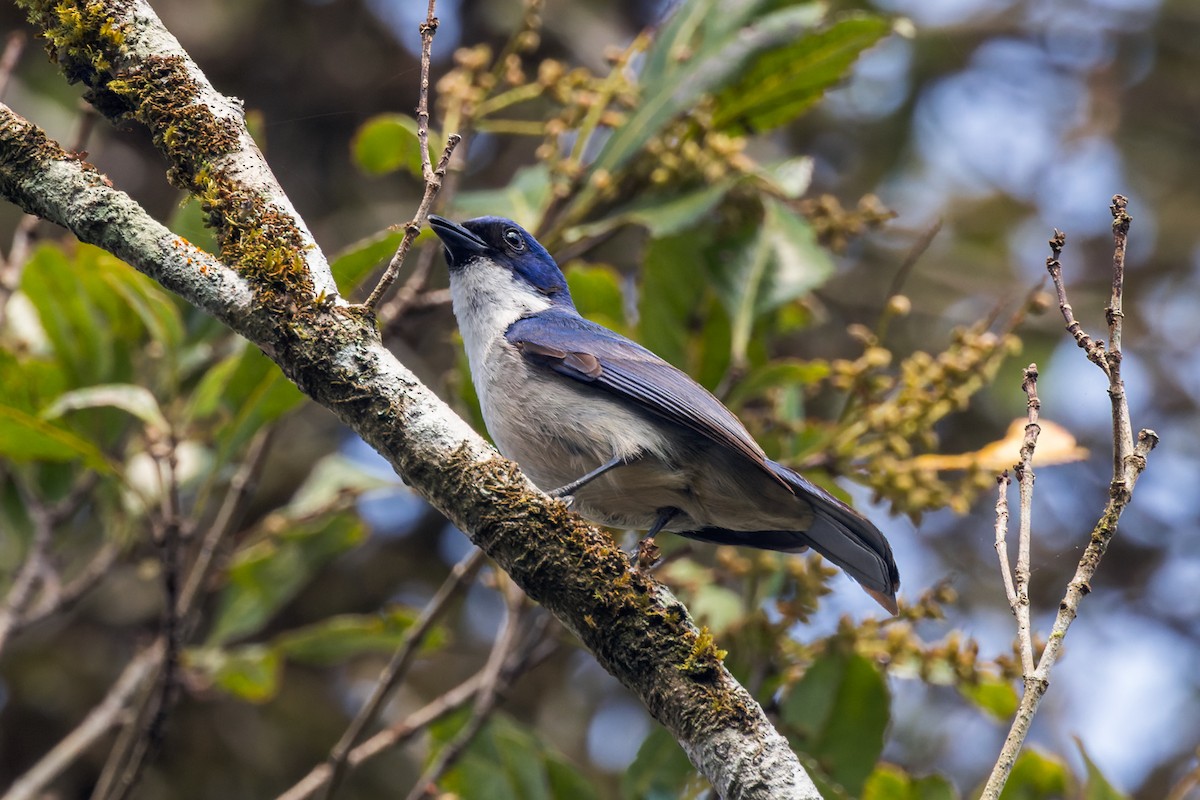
[636,507,679,569]
[548,454,633,499]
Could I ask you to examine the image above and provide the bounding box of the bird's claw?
[635,537,662,570]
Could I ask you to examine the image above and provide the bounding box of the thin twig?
[403,582,526,800]
[361,135,460,312]
[1045,228,1108,375]
[99,431,185,800]
[179,429,273,619]
[276,617,559,800]
[376,242,439,325]
[1106,196,1133,486]
[1013,364,1041,677]
[992,472,1018,620]
[981,201,1159,799]
[320,547,487,800]
[361,0,461,312]
[1165,748,1200,800]
[2,642,164,800]
[17,543,119,630]
[0,481,56,657]
[416,0,438,184]
[0,31,25,99]
[885,218,942,302]
[2,472,104,637]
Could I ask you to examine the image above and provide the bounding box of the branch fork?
[983,196,1158,799]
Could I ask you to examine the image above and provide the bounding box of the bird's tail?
[680,461,900,615]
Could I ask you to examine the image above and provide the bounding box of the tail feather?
[679,461,900,615]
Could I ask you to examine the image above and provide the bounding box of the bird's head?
[429,215,572,308]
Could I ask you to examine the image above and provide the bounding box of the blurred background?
[1,0,1198,798]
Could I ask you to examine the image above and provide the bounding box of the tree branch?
[360,0,459,312]
[0,7,820,792]
[320,547,486,799]
[2,643,163,800]
[981,202,1158,799]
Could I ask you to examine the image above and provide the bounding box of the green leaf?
[564,181,736,243]
[638,231,713,369]
[759,156,815,199]
[782,650,890,797]
[587,3,827,180]
[725,359,831,409]
[565,263,627,332]
[452,164,552,230]
[706,199,833,365]
[863,764,958,800]
[193,644,281,703]
[637,0,756,91]
[714,14,891,133]
[99,260,186,356]
[207,511,366,646]
[19,244,184,388]
[287,452,400,517]
[1077,738,1128,800]
[0,405,112,471]
[959,675,1019,721]
[43,384,169,435]
[998,749,1069,800]
[273,608,435,666]
[439,713,599,800]
[0,350,67,414]
[330,229,406,295]
[622,727,700,800]
[352,113,425,177]
[186,341,304,463]
[688,584,744,636]
[21,245,112,386]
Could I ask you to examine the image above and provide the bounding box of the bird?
[428,214,900,614]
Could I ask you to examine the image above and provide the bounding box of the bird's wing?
[505,308,781,481]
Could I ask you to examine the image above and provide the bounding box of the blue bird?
[429,215,900,614]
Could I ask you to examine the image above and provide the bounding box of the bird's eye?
[503,228,525,251]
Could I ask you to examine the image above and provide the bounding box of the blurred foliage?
[0,0,1175,798]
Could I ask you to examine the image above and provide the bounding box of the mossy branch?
[0,5,820,793]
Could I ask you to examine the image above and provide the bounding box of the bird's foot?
[635,537,662,570]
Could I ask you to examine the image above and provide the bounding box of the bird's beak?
[429,215,487,269]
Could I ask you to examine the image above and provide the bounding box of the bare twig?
[276,617,559,800]
[981,199,1158,799]
[321,551,489,800]
[415,0,438,183]
[376,242,439,326]
[16,543,117,633]
[2,643,164,800]
[992,472,1018,621]
[0,31,25,99]
[0,470,101,645]
[1045,229,1108,374]
[96,432,186,800]
[320,547,486,800]
[1165,748,1200,800]
[1012,365,1041,677]
[361,0,462,312]
[0,481,56,657]
[1106,196,1133,484]
[403,581,526,800]
[361,135,460,312]
[884,218,942,303]
[179,429,273,620]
